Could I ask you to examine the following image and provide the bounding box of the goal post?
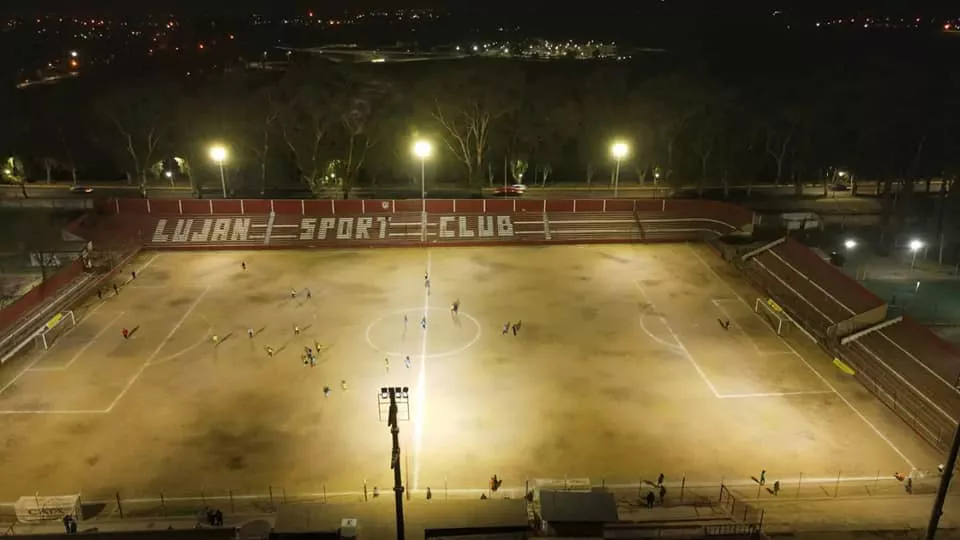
[35,311,76,350]
[754,297,790,336]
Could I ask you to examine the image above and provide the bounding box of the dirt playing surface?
[0,244,940,503]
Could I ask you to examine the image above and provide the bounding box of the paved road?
[0,181,935,214]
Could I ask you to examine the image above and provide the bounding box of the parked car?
[69,185,94,194]
[492,185,525,197]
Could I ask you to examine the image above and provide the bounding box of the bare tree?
[275,61,339,194]
[423,62,524,186]
[95,79,176,195]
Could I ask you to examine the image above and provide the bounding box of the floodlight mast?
[926,424,960,540]
[388,388,405,540]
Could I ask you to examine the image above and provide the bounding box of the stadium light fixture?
[909,239,924,270]
[610,141,628,198]
[209,144,228,198]
[412,140,432,214]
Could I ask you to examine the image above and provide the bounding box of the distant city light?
[69,50,78,57]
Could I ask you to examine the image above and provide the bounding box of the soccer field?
[0,244,939,503]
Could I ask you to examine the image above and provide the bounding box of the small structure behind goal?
[754,298,791,336]
[36,311,76,350]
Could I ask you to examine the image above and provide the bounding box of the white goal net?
[35,311,76,350]
[754,298,792,336]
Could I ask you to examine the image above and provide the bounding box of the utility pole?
[926,424,960,540]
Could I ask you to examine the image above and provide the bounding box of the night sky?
[1,0,954,16]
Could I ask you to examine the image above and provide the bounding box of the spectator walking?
[646,491,655,509]
[759,470,766,486]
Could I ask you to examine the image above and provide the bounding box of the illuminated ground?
[0,244,939,503]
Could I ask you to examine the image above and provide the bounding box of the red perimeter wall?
[105,198,755,228]
[0,258,84,334]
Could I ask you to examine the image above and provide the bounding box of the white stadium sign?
[150,216,516,245]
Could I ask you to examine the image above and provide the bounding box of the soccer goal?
[35,311,76,350]
[754,298,791,336]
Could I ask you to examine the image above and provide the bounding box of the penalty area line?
[717,390,834,399]
[687,244,917,470]
[105,286,211,412]
[0,301,109,397]
[30,311,126,372]
[634,280,720,398]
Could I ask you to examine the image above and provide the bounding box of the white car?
[510,184,528,193]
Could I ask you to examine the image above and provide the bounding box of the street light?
[610,141,629,198]
[844,239,857,250]
[209,145,228,198]
[412,140,432,213]
[910,239,924,270]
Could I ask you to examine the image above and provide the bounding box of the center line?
[413,250,431,491]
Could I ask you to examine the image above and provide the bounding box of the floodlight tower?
[378,386,410,540]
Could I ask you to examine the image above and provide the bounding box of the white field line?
[639,308,683,352]
[718,391,835,399]
[105,286,211,412]
[23,476,902,507]
[148,328,213,366]
[413,251,431,491]
[710,298,795,357]
[0,301,107,397]
[0,408,108,414]
[634,280,720,398]
[709,298,763,356]
[688,245,916,469]
[29,311,125,371]
[137,253,160,275]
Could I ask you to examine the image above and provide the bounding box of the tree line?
[1,51,959,201]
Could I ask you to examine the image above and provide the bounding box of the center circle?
[365,306,482,359]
